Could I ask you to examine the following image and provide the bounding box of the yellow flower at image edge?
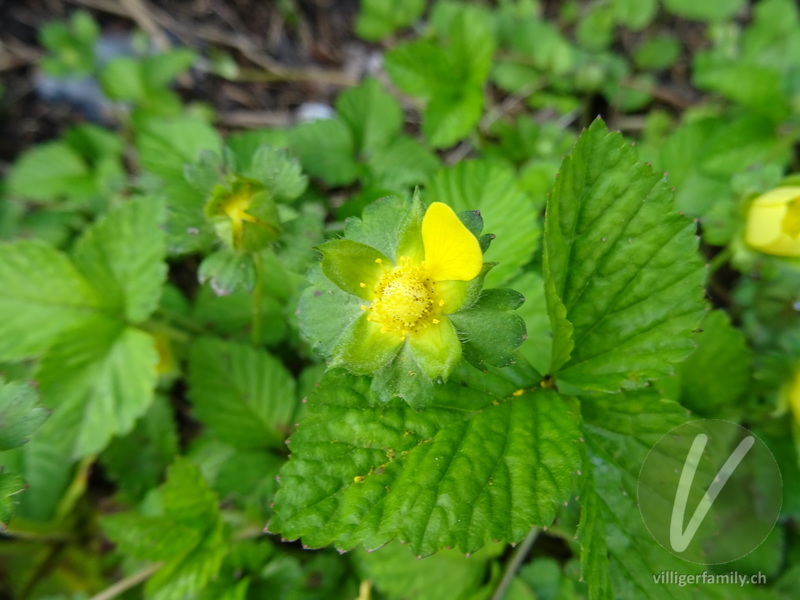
[319,202,483,379]
[744,186,800,257]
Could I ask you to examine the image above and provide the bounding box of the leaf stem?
[490,527,540,600]
[89,562,162,600]
[251,251,265,346]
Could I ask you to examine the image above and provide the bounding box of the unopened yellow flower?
[744,186,800,257]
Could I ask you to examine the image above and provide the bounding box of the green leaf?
[198,248,256,296]
[35,318,158,459]
[247,146,307,201]
[423,88,484,149]
[0,436,75,522]
[385,41,454,98]
[187,338,296,450]
[634,35,682,70]
[355,541,502,600]
[73,197,167,323]
[365,136,440,192]
[677,310,751,415]
[0,472,26,527]
[663,0,745,21]
[0,378,48,451]
[100,394,178,501]
[611,0,658,30]
[136,118,223,181]
[6,142,93,202]
[427,161,541,286]
[580,390,705,599]
[103,458,226,600]
[544,119,706,391]
[142,48,196,89]
[336,78,404,157]
[269,370,581,556]
[101,56,146,101]
[287,119,359,187]
[0,241,101,361]
[576,458,612,600]
[355,0,425,41]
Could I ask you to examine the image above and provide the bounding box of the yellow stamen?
[369,262,442,337]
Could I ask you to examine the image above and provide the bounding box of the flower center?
[782,197,800,238]
[367,259,440,337]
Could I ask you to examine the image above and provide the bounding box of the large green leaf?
[269,368,581,556]
[0,377,49,451]
[663,0,745,22]
[0,241,101,361]
[426,161,541,286]
[35,318,158,459]
[6,142,93,202]
[544,119,706,391]
[188,338,297,450]
[73,197,167,323]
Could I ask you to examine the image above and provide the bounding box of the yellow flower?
[744,186,800,257]
[319,202,483,379]
[781,366,800,426]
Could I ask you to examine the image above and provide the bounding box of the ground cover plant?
[0,0,799,598]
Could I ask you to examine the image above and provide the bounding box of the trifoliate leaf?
[269,369,580,556]
[0,241,101,361]
[544,119,706,391]
[73,197,167,324]
[427,161,541,286]
[0,378,48,451]
[187,338,296,450]
[246,146,307,201]
[423,88,484,149]
[35,317,158,459]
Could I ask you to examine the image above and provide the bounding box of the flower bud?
[744,186,800,257]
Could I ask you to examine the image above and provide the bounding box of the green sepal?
[478,233,495,254]
[297,265,363,359]
[408,319,462,381]
[331,313,403,375]
[395,190,426,263]
[457,209,483,237]
[449,289,527,369]
[318,239,389,300]
[460,262,497,310]
[370,345,435,408]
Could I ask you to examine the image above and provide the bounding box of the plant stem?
[707,246,733,275]
[89,563,162,600]
[490,527,540,600]
[251,251,265,346]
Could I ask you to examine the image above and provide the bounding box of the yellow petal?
[421,202,482,282]
[745,202,786,248]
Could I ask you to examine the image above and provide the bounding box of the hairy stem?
[491,527,540,600]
